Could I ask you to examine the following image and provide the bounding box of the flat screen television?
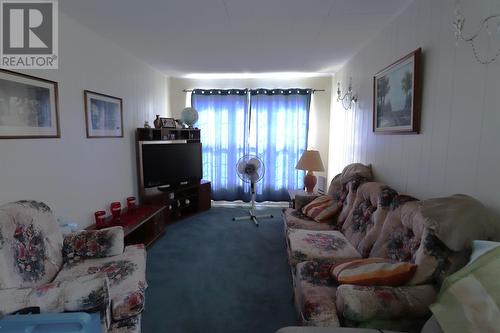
[141,142,202,188]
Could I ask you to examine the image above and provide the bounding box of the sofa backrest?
[0,201,63,289]
[369,196,471,285]
[341,182,398,257]
[327,163,373,229]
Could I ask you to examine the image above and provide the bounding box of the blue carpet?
[142,206,298,333]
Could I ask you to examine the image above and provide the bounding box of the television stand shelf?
[141,180,211,222]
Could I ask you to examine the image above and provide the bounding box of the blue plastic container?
[0,312,101,333]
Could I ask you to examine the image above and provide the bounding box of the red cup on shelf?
[110,202,121,220]
[94,210,106,229]
[126,196,136,211]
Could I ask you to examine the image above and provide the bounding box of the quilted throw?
[431,244,500,333]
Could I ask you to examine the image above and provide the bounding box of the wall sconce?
[337,77,358,110]
[453,2,500,64]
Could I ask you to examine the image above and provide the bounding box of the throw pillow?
[331,258,417,286]
[301,195,338,223]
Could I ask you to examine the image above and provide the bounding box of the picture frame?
[373,48,422,134]
[160,117,176,128]
[0,69,60,139]
[84,90,123,138]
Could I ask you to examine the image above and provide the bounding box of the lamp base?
[304,172,317,193]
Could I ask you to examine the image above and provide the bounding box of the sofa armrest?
[295,195,319,211]
[336,284,437,322]
[0,275,110,321]
[63,226,124,264]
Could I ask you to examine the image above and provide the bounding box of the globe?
[181,107,199,127]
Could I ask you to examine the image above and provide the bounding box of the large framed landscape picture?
[0,70,60,139]
[84,90,123,138]
[373,48,422,134]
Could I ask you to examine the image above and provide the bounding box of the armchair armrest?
[0,275,110,322]
[336,284,437,322]
[63,226,124,264]
[295,194,319,211]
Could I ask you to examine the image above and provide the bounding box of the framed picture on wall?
[0,69,60,139]
[84,90,123,138]
[373,48,422,134]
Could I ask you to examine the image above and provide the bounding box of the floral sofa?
[0,200,146,333]
[283,163,498,331]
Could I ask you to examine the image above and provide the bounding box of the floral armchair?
[0,200,146,333]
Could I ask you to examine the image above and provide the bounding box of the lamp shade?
[295,150,325,172]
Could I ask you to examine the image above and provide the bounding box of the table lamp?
[295,150,325,193]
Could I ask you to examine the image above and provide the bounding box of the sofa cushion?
[331,258,417,286]
[288,229,361,266]
[55,244,147,321]
[369,198,467,285]
[419,194,500,252]
[63,227,124,264]
[283,209,336,232]
[341,183,398,257]
[0,274,110,317]
[336,284,436,322]
[0,201,63,289]
[294,261,339,326]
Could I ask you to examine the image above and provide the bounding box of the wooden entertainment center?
[136,127,211,223]
[88,128,210,248]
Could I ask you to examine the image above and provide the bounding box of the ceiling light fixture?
[453,1,500,64]
[337,77,357,110]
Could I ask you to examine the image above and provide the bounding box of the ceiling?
[60,0,413,76]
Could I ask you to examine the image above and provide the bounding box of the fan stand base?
[232,208,274,227]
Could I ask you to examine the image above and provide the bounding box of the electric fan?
[232,155,274,226]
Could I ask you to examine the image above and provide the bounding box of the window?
[191,88,310,201]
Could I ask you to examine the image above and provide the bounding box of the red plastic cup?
[126,196,136,211]
[110,202,121,220]
[94,211,106,228]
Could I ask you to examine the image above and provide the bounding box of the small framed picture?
[373,48,422,134]
[0,69,60,139]
[84,90,123,138]
[160,117,176,128]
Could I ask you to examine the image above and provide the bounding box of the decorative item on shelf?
[110,202,121,221]
[453,1,500,64]
[84,90,123,138]
[373,48,422,134]
[144,121,151,128]
[126,197,136,211]
[153,115,162,129]
[160,117,176,128]
[295,150,325,193]
[94,211,106,229]
[0,69,60,139]
[175,119,185,128]
[180,107,199,128]
[337,77,358,110]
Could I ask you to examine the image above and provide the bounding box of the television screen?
[141,142,202,188]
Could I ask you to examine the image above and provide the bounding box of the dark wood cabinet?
[137,127,200,142]
[135,128,211,223]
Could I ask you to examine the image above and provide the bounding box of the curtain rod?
[182,89,325,93]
